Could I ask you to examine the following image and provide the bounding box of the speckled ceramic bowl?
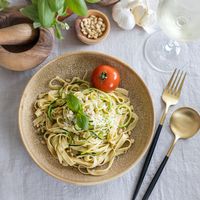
[19,51,155,185]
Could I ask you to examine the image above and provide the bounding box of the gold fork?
[160,69,186,124]
[132,69,186,200]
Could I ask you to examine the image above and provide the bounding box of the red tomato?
[92,65,120,92]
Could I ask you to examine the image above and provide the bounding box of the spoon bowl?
[170,107,200,139]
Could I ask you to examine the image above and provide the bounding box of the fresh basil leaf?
[48,0,65,12]
[20,5,39,22]
[57,0,68,16]
[0,0,9,11]
[86,0,101,3]
[76,113,89,130]
[66,0,87,16]
[57,8,66,17]
[32,0,38,5]
[66,93,82,112]
[38,0,55,28]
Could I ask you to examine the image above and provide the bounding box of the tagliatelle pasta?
[33,75,138,176]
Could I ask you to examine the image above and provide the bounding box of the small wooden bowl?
[75,10,110,45]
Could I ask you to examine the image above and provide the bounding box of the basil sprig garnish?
[66,93,89,130]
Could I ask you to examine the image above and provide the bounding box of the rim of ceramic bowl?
[18,51,155,185]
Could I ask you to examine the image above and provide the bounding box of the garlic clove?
[130,0,159,34]
[140,9,159,34]
[131,3,148,26]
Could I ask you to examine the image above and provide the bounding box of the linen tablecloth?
[1,1,200,200]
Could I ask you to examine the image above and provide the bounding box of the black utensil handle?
[142,156,169,200]
[132,124,163,200]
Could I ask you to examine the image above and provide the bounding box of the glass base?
[144,31,190,73]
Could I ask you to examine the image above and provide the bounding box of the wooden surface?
[0,7,54,71]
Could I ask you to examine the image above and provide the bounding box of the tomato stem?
[100,72,107,80]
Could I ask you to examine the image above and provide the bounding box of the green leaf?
[76,113,89,130]
[32,0,38,5]
[38,0,55,28]
[20,5,39,22]
[66,0,87,16]
[86,0,101,3]
[57,0,68,16]
[0,0,9,11]
[66,93,82,113]
[48,0,65,12]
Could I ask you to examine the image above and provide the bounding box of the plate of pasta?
[19,51,154,185]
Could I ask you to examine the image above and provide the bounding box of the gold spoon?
[142,107,200,200]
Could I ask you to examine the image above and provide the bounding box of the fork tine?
[174,71,184,92]
[176,72,186,96]
[166,68,177,90]
[169,69,180,92]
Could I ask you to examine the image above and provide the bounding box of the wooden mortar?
[0,7,54,71]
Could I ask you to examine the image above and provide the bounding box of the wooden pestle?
[0,7,54,71]
[0,23,38,45]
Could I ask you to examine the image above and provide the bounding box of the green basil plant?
[20,0,100,39]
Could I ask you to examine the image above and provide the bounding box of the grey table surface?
[1,1,200,200]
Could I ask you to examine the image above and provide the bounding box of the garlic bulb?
[112,1,136,30]
[112,0,158,33]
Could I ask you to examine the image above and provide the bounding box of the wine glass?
[144,0,200,72]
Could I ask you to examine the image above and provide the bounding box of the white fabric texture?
[0,1,200,200]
